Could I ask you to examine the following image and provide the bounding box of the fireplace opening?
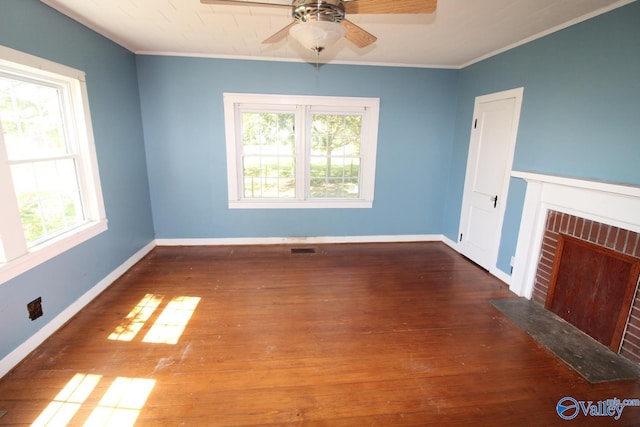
[532,210,640,364]
[545,234,640,352]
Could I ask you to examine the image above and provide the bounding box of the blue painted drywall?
[0,1,154,360]
[136,56,459,238]
[444,1,640,274]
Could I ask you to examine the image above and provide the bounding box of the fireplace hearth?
[534,212,640,357]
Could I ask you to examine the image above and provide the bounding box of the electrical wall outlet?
[27,297,43,321]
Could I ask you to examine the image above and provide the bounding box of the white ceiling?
[40,0,634,68]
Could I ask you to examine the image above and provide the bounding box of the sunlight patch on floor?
[83,377,156,427]
[31,374,155,427]
[108,294,164,342]
[31,373,102,426]
[143,296,201,344]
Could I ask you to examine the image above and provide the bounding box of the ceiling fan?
[200,0,437,55]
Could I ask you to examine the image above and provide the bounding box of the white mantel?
[510,171,640,297]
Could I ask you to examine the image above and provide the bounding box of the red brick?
[616,229,630,253]
[541,237,556,249]
[620,347,640,364]
[621,322,640,362]
[605,227,618,250]
[533,284,549,299]
[538,261,552,277]
[532,288,546,305]
[626,321,640,336]
[623,331,640,348]
[554,211,562,230]
[535,269,550,283]
[631,233,640,257]
[538,257,554,272]
[542,231,558,245]
[540,247,555,259]
[568,215,577,236]
[574,217,585,238]
[546,211,556,230]
[596,224,609,246]
[582,220,593,240]
[630,306,640,321]
[560,213,570,233]
[591,222,601,244]
[546,230,560,244]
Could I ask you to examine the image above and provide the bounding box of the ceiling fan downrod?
[292,0,345,24]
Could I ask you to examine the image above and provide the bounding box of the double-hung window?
[223,93,380,208]
[0,45,106,284]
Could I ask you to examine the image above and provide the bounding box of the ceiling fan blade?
[263,21,297,44]
[200,0,290,9]
[344,0,437,14]
[342,20,377,48]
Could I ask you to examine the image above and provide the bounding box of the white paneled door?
[458,88,524,272]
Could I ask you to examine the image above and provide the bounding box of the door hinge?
[459,233,463,242]
[474,118,477,129]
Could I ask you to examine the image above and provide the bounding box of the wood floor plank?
[1,242,639,426]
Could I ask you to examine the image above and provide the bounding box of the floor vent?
[291,248,316,254]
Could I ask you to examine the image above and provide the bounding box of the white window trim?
[0,45,107,285]
[223,93,379,209]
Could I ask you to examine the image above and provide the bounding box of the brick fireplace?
[532,210,640,362]
[510,172,640,364]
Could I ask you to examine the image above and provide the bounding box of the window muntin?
[0,45,107,285]
[224,93,379,209]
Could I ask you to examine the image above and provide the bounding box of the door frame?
[458,87,524,282]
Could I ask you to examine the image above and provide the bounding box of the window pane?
[240,111,295,199]
[0,76,68,161]
[309,157,360,198]
[10,159,84,246]
[309,114,362,199]
[243,156,295,198]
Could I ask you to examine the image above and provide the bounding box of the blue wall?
[136,57,458,238]
[0,1,154,360]
[444,1,640,274]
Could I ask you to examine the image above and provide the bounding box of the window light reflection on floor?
[142,296,201,344]
[83,377,156,427]
[30,375,155,427]
[31,373,102,426]
[108,294,164,342]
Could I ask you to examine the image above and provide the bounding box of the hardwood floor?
[1,242,639,426]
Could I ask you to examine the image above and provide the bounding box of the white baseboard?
[440,235,458,250]
[490,267,513,286]
[0,240,156,379]
[155,234,444,246]
[438,235,513,286]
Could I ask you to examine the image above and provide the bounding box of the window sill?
[0,219,108,286]
[228,200,373,209]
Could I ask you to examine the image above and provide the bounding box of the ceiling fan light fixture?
[289,20,346,54]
